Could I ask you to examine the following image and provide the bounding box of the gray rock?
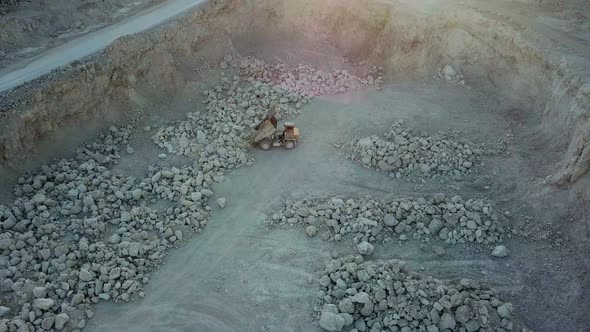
[0,238,14,250]
[120,211,131,222]
[109,233,121,244]
[356,241,374,256]
[71,294,85,306]
[33,298,55,310]
[394,135,408,145]
[443,65,457,77]
[355,319,367,332]
[340,314,353,327]
[360,302,374,316]
[201,189,214,197]
[41,316,55,329]
[383,214,398,227]
[128,243,140,257]
[0,306,10,317]
[79,269,93,281]
[33,286,47,298]
[438,312,456,330]
[196,131,207,144]
[350,292,371,304]
[377,160,395,172]
[338,298,355,314]
[426,325,439,332]
[319,275,331,287]
[394,222,407,234]
[109,267,121,279]
[305,225,318,237]
[432,246,445,256]
[55,313,69,330]
[31,193,46,204]
[455,305,471,323]
[216,197,226,209]
[131,189,142,200]
[357,137,373,148]
[491,245,509,258]
[191,192,202,201]
[319,309,346,331]
[464,320,480,332]
[497,304,511,318]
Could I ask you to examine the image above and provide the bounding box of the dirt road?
[0,0,205,93]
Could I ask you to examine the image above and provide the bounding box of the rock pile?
[315,255,525,332]
[434,65,466,85]
[153,55,384,164]
[347,120,497,179]
[0,126,213,331]
[266,194,510,246]
[152,73,310,162]
[238,57,384,96]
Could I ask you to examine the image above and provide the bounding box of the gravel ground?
[68,57,585,331]
[0,57,389,332]
[1,50,586,330]
[0,0,589,329]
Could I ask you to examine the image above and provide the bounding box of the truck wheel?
[259,138,272,151]
[284,140,296,150]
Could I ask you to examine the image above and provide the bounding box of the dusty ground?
[0,0,589,331]
[3,63,585,331]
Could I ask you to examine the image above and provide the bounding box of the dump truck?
[251,109,300,150]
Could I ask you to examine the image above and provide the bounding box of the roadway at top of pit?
[0,0,206,94]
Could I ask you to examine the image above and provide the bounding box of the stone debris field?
[315,256,522,332]
[0,57,394,332]
[266,194,512,247]
[345,120,503,180]
[1,0,589,331]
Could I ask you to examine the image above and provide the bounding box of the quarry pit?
[0,0,589,331]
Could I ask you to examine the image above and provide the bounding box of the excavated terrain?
[0,0,589,331]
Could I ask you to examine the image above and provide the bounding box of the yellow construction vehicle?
[250,109,300,150]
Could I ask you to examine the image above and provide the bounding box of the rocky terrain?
[152,58,312,160]
[0,124,216,331]
[0,0,589,330]
[345,120,503,180]
[315,255,526,332]
[266,194,513,252]
[0,57,387,331]
[238,57,384,96]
